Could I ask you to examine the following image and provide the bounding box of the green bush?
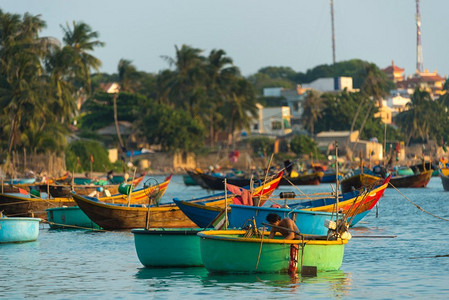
[290,135,319,157]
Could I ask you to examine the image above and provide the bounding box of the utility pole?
[416,0,423,73]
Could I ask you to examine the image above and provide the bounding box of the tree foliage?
[290,135,318,157]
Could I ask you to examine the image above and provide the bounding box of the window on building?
[272,121,282,130]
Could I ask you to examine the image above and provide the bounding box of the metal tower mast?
[330,0,336,64]
[416,0,423,73]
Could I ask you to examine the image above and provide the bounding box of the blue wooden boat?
[173,174,282,228]
[228,205,338,236]
[3,177,36,185]
[320,170,343,183]
[132,228,203,267]
[46,206,101,230]
[0,214,41,243]
[178,176,389,229]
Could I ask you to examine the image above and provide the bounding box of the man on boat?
[266,213,301,240]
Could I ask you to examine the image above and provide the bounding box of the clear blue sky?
[3,0,448,78]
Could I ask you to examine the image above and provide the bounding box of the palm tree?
[0,11,47,161]
[350,63,390,134]
[395,88,433,145]
[161,44,206,114]
[118,59,138,92]
[60,21,104,94]
[204,49,239,146]
[220,78,258,148]
[301,90,326,137]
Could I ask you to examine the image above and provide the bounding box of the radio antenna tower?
[416,0,423,73]
[330,0,336,64]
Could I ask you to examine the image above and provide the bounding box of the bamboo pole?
[126,167,137,207]
[224,178,228,230]
[258,153,274,206]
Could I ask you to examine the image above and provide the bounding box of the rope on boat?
[42,220,107,231]
[278,176,316,201]
[389,182,449,222]
[255,225,265,271]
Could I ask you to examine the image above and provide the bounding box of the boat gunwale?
[131,228,204,235]
[300,182,388,212]
[197,230,348,245]
[0,217,41,222]
[71,192,177,212]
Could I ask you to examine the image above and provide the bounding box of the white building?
[301,77,356,93]
[250,104,292,137]
[386,92,411,115]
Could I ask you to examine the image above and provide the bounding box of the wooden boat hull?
[71,193,196,230]
[0,193,75,219]
[173,174,282,228]
[321,172,343,183]
[0,217,41,243]
[279,172,323,186]
[185,170,209,188]
[132,228,203,267]
[439,169,449,191]
[93,175,172,205]
[198,173,254,190]
[46,206,101,230]
[229,205,337,235]
[198,230,347,273]
[340,173,382,194]
[389,170,433,188]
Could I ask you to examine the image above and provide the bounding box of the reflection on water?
[134,265,353,298]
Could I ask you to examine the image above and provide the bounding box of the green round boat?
[198,230,348,274]
[132,228,204,267]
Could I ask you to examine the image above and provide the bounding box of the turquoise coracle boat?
[198,230,348,273]
[46,206,101,230]
[132,228,203,267]
[0,215,41,243]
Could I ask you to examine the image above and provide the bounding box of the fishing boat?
[196,172,267,190]
[222,175,388,231]
[389,169,433,188]
[185,169,209,188]
[0,213,41,243]
[293,176,390,226]
[0,193,75,219]
[173,173,283,228]
[340,169,382,194]
[278,171,323,186]
[34,175,146,198]
[73,173,282,230]
[321,170,343,183]
[439,168,449,191]
[2,177,36,185]
[132,228,203,267]
[182,174,197,186]
[198,229,348,273]
[85,175,172,205]
[71,192,196,230]
[228,204,340,236]
[46,206,101,230]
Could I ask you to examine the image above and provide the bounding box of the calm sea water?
[1,175,449,299]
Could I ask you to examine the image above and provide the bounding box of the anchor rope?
[42,220,106,231]
[389,182,449,222]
